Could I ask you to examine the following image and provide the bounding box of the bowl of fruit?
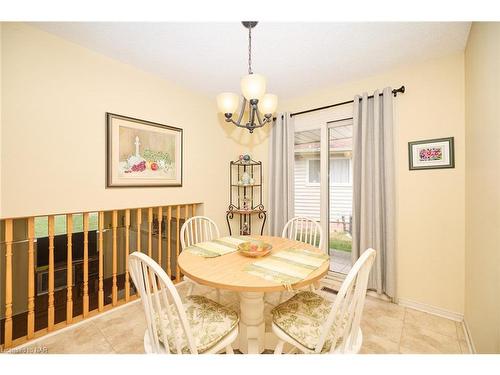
[238,240,272,258]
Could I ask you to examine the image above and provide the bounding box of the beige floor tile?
[399,322,461,354]
[360,333,400,354]
[93,303,146,354]
[364,297,406,321]
[458,339,470,354]
[454,322,471,353]
[22,282,466,355]
[361,313,404,345]
[404,308,458,338]
[33,321,116,354]
[455,321,466,341]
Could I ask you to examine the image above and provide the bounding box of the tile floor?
[13,282,469,354]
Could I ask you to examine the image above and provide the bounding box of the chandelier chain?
[248,25,252,74]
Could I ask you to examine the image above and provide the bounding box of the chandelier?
[217,21,278,133]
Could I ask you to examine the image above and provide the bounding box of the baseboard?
[397,298,464,322]
[462,319,476,354]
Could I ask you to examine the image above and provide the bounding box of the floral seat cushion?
[156,295,239,353]
[271,291,344,352]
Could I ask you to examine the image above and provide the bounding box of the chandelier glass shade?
[216,22,278,133]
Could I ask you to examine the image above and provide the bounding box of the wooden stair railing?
[0,202,201,350]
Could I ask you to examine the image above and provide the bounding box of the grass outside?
[329,231,352,252]
[295,230,352,252]
[34,213,99,238]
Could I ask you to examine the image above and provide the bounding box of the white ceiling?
[33,22,471,100]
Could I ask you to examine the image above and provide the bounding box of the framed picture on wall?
[106,113,183,187]
[408,137,455,170]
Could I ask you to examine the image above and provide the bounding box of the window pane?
[294,129,321,225]
[330,158,350,184]
[308,159,320,183]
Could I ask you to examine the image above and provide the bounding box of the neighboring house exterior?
[293,137,353,226]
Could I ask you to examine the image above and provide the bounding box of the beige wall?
[464,22,500,353]
[0,23,269,235]
[280,53,466,314]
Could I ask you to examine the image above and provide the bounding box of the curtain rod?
[289,85,405,118]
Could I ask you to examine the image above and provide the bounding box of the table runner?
[244,248,329,289]
[184,236,250,257]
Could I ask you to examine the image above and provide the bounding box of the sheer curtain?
[268,113,295,236]
[351,87,396,298]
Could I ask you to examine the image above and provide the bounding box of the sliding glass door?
[327,120,353,274]
[293,116,353,275]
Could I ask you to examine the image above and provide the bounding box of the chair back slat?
[129,252,198,354]
[315,248,376,353]
[181,216,220,249]
[282,217,324,250]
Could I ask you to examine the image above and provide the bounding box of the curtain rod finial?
[393,85,405,97]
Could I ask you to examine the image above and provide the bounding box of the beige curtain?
[268,113,295,236]
[351,87,396,298]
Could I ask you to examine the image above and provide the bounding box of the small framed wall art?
[408,137,455,170]
[106,113,183,187]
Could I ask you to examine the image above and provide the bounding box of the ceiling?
[33,22,471,101]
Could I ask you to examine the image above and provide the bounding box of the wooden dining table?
[177,235,329,354]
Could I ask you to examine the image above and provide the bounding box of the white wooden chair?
[180,216,221,301]
[282,216,324,250]
[272,248,376,354]
[129,252,239,354]
[272,217,324,304]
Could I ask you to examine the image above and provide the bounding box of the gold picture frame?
[106,113,183,187]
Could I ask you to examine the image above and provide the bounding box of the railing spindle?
[83,212,89,317]
[66,215,73,324]
[98,211,104,311]
[136,208,142,252]
[112,210,118,306]
[167,206,172,278]
[48,215,55,331]
[27,217,35,338]
[125,209,130,301]
[157,207,163,267]
[148,207,153,257]
[176,205,181,282]
[4,219,13,347]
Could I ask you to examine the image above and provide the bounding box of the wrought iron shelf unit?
[230,184,262,187]
[226,158,266,235]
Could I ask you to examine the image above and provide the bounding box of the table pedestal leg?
[238,291,265,354]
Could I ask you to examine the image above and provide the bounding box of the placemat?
[244,248,329,289]
[184,236,250,258]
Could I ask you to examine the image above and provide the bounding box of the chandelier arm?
[248,103,256,128]
[258,117,271,127]
[227,118,251,129]
[234,97,247,125]
[255,108,264,126]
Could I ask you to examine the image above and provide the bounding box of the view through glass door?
[293,119,353,275]
[293,128,321,243]
[327,119,353,274]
